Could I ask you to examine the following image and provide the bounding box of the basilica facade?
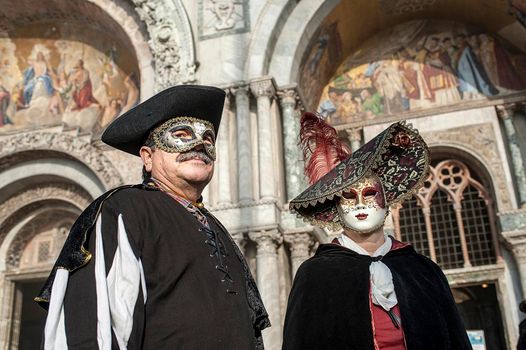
[1,0,526,349]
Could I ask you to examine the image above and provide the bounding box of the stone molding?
[421,123,513,211]
[248,230,283,255]
[444,264,505,286]
[0,184,91,250]
[0,132,123,189]
[132,0,196,90]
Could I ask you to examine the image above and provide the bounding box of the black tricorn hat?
[101,85,226,156]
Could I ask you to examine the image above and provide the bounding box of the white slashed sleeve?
[43,269,69,349]
[42,206,146,350]
[106,214,147,349]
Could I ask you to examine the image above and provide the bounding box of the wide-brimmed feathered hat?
[290,117,429,229]
[102,85,226,156]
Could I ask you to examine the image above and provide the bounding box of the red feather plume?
[300,112,351,185]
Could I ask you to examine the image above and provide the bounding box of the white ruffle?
[339,234,398,311]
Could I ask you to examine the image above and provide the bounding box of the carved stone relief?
[421,123,513,212]
[132,0,196,90]
[6,210,75,269]
[0,183,91,252]
[0,132,123,188]
[198,0,250,40]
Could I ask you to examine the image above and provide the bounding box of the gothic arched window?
[391,160,499,269]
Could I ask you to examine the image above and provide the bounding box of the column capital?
[496,103,518,120]
[230,84,250,96]
[277,89,299,108]
[501,230,526,255]
[249,230,283,254]
[250,78,276,98]
[284,232,315,258]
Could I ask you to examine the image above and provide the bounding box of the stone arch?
[86,0,155,97]
[0,132,124,190]
[0,182,92,269]
[130,0,197,90]
[245,0,300,79]
[268,0,339,86]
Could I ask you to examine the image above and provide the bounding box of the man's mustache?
[176,150,212,164]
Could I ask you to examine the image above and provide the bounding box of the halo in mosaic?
[289,121,430,229]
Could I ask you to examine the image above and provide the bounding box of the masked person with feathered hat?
[282,113,472,350]
[36,85,270,349]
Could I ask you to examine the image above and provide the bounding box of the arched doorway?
[0,167,93,348]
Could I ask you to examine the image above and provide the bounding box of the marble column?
[278,88,306,200]
[284,232,314,278]
[506,234,526,298]
[250,78,276,201]
[233,85,253,204]
[249,230,283,350]
[217,90,232,205]
[497,104,526,208]
[346,128,362,152]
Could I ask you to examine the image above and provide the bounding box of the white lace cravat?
[339,234,398,311]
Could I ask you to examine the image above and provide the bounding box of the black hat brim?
[101,85,226,156]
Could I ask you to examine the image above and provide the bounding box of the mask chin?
[336,204,388,234]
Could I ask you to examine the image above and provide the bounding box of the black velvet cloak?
[282,243,473,350]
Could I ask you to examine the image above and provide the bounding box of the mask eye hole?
[203,131,215,145]
[341,191,357,200]
[363,189,377,198]
[170,126,194,140]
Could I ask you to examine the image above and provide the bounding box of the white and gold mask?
[152,117,216,160]
[336,174,388,234]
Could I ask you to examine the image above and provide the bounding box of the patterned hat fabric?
[290,121,430,229]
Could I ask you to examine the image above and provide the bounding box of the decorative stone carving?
[0,183,92,249]
[0,132,123,189]
[421,123,513,211]
[6,210,76,269]
[198,0,250,40]
[248,230,283,255]
[132,0,196,90]
[378,0,436,15]
[250,78,276,98]
[284,232,314,258]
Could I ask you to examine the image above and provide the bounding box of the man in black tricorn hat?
[282,113,472,350]
[36,85,270,349]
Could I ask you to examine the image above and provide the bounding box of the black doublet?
[37,185,269,349]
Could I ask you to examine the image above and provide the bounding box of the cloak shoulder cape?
[282,243,472,350]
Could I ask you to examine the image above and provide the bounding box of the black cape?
[37,185,270,349]
[283,242,472,350]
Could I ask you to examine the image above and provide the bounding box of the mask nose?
[355,195,366,209]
